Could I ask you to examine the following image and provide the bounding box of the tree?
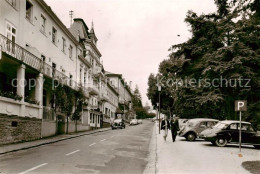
[72,87,86,132]
[132,85,143,108]
[147,0,260,127]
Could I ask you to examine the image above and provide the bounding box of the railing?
[0,34,80,91]
[0,34,43,71]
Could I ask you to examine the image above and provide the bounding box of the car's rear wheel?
[185,132,196,141]
[253,145,260,149]
[215,138,227,147]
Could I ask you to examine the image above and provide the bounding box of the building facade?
[0,0,132,144]
[105,72,134,121]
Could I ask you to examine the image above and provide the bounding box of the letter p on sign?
[235,100,247,111]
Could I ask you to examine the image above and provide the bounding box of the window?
[26,0,33,21]
[79,68,82,83]
[84,72,86,84]
[41,55,46,62]
[69,74,73,86]
[229,123,237,130]
[52,27,57,44]
[62,37,66,52]
[6,22,16,53]
[6,0,16,8]
[40,15,46,32]
[69,45,73,58]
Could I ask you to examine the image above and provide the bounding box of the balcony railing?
[0,34,80,91]
[0,34,42,71]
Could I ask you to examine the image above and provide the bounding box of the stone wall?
[0,114,41,145]
[42,120,57,137]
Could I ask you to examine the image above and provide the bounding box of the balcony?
[0,34,79,91]
[87,83,99,95]
[100,93,109,102]
[93,66,101,76]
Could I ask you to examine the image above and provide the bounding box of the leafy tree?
[72,87,86,132]
[147,0,260,127]
[132,85,143,108]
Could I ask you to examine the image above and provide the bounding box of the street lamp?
[157,83,161,134]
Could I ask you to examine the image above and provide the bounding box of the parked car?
[137,119,143,124]
[111,119,125,129]
[179,118,219,141]
[200,120,260,149]
[179,119,189,129]
[130,119,138,125]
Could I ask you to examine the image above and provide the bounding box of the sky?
[45,0,217,106]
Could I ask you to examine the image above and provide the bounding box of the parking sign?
[235,100,247,111]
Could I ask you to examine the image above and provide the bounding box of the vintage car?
[137,119,143,124]
[178,118,219,141]
[130,119,138,125]
[111,119,125,129]
[200,120,260,149]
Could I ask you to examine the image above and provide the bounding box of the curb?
[0,128,111,155]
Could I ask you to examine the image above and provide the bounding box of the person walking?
[161,116,170,142]
[170,116,180,142]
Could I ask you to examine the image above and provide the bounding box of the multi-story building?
[0,0,89,144]
[105,72,134,121]
[0,0,131,144]
[101,79,119,124]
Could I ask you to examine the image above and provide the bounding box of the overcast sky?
[45,0,217,106]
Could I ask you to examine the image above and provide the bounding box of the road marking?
[19,163,48,174]
[65,150,80,156]
[89,143,96,147]
[100,139,106,142]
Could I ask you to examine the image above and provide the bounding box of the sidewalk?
[145,122,260,174]
[0,127,111,155]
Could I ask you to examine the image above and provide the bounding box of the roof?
[38,0,79,45]
[74,18,89,34]
[188,118,219,122]
[219,120,251,124]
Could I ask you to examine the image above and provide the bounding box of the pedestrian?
[170,116,180,142]
[161,116,170,142]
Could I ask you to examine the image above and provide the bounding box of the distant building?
[105,71,134,121]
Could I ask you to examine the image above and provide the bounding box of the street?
[0,121,153,174]
[1,121,260,174]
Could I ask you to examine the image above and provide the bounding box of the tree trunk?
[66,115,69,134]
[75,120,77,133]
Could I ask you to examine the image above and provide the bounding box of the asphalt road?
[0,121,154,174]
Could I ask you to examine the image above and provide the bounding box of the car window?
[248,125,255,132]
[199,122,207,127]
[214,122,228,129]
[229,123,237,130]
[207,121,215,128]
[240,124,248,131]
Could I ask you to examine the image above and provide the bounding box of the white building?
[105,72,134,121]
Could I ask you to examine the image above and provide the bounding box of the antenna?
[69,10,74,26]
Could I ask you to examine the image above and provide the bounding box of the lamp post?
[158,83,161,134]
